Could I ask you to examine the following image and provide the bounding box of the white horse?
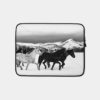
[16,48,44,70]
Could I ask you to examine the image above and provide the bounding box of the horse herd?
[16,46,75,70]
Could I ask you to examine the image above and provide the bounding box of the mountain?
[62,39,84,49]
[16,39,84,52]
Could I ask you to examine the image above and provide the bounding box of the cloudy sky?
[16,24,84,43]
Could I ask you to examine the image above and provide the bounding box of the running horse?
[38,48,75,70]
[16,47,45,70]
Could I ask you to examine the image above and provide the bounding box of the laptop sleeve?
[15,23,86,77]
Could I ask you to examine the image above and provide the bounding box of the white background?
[0,0,100,100]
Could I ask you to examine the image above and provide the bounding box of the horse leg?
[38,60,42,70]
[26,63,29,70]
[16,60,21,69]
[61,62,65,69]
[58,62,62,70]
[37,64,40,70]
[22,62,24,66]
[43,60,47,69]
[38,56,43,70]
[18,61,23,70]
[20,62,24,70]
[19,63,23,70]
[38,63,41,70]
[51,62,55,70]
[47,61,50,68]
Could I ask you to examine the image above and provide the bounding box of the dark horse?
[38,48,75,70]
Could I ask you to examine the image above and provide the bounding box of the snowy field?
[16,52,84,76]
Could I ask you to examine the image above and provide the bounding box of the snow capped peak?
[62,39,84,50]
[64,38,74,42]
[63,39,77,44]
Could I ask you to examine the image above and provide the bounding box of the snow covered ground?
[16,52,84,76]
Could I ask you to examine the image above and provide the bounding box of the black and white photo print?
[15,23,86,76]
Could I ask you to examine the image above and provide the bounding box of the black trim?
[15,23,86,77]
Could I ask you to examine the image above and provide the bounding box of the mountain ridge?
[16,39,84,52]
